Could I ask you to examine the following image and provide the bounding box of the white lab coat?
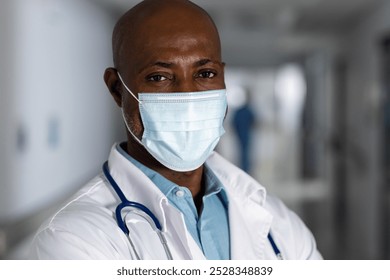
[29,144,322,260]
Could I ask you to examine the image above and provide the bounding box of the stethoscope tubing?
[103,161,162,233]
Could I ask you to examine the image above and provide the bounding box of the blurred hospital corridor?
[1,0,390,260]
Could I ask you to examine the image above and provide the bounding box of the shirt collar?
[203,162,229,205]
[117,143,177,196]
[117,142,228,205]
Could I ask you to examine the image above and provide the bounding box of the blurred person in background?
[232,89,256,174]
[29,0,322,260]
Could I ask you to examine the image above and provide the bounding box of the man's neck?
[125,141,205,208]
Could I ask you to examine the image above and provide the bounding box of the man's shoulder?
[28,173,130,259]
[37,174,115,233]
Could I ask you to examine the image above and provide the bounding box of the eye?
[147,74,168,82]
[198,70,216,79]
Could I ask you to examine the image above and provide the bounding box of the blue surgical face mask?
[118,73,227,172]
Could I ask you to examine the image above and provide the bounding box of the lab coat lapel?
[162,204,206,260]
[206,152,273,259]
[228,196,272,259]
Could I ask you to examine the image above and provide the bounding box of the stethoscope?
[103,161,283,260]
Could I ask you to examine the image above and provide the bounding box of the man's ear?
[104,67,122,107]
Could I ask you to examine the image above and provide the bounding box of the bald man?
[29,0,322,260]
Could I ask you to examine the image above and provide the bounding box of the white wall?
[0,0,123,223]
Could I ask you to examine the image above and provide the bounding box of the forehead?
[127,26,220,70]
[143,30,218,58]
[117,4,222,70]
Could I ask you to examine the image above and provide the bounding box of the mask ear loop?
[121,107,144,146]
[117,72,144,146]
[117,72,141,103]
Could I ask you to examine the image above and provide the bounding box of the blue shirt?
[117,144,230,259]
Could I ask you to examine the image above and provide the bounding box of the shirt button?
[175,190,185,197]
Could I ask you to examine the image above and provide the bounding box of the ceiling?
[197,0,381,31]
[96,0,384,66]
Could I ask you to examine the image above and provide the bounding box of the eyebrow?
[195,59,225,68]
[154,61,173,68]
[153,59,214,68]
[138,59,220,73]
[138,61,173,73]
[195,59,213,67]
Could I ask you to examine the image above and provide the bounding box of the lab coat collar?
[206,152,267,205]
[107,144,168,226]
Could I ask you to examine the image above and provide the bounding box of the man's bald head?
[112,0,221,70]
